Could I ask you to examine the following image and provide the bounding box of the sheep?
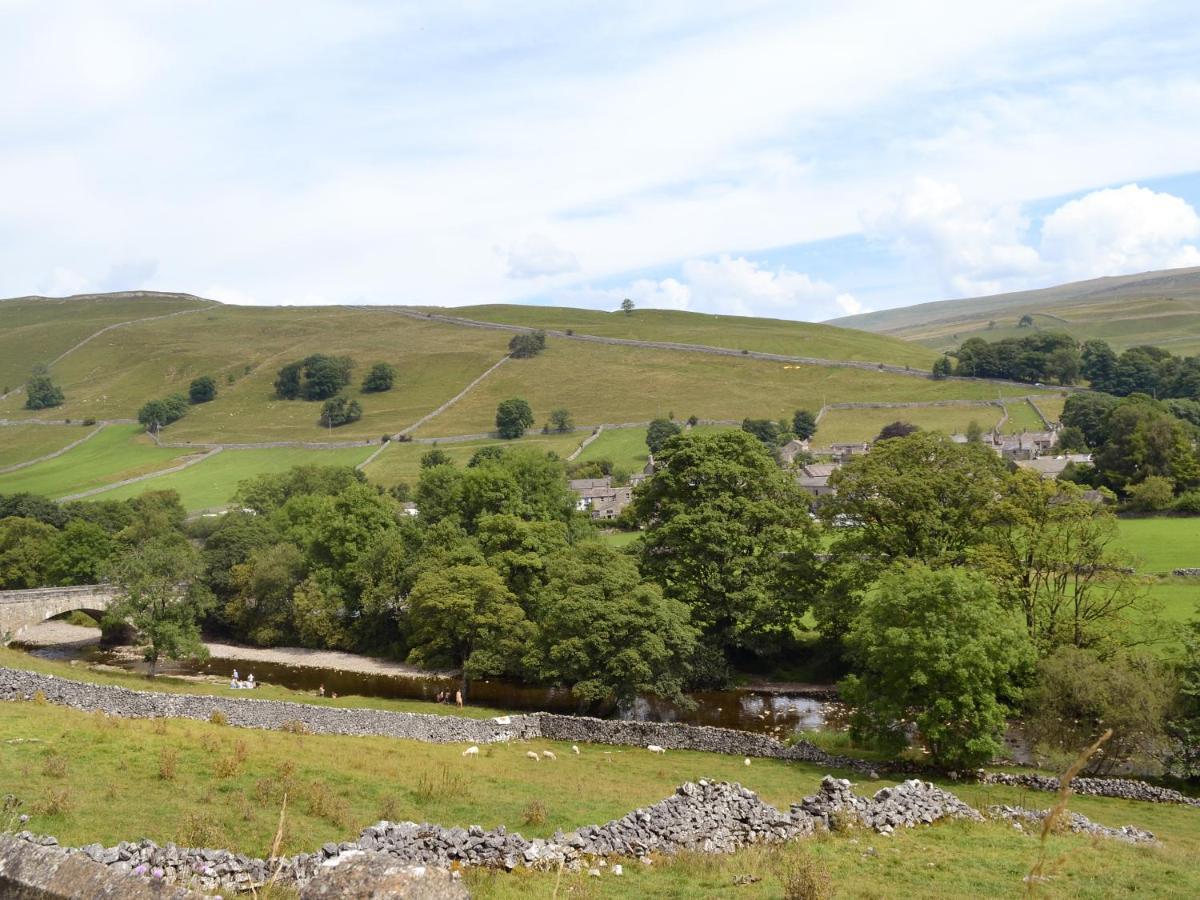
[542,750,557,760]
[647,744,666,754]
[743,757,752,766]
[462,745,479,757]
[571,745,580,755]
[526,751,540,761]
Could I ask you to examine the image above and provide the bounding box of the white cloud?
[1040,184,1200,277]
[867,180,1200,298]
[835,293,865,315]
[40,267,92,297]
[505,234,580,279]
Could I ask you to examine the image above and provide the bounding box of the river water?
[18,638,846,737]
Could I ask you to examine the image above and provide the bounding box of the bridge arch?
[0,585,119,643]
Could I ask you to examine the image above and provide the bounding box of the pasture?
[0,424,94,469]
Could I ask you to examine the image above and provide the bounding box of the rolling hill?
[829,266,1200,355]
[0,291,1063,509]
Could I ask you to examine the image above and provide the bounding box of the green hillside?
[830,266,1200,354]
[1,292,1061,508]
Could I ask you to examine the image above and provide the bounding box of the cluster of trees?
[138,393,190,431]
[1060,392,1200,505]
[1080,340,1200,400]
[508,331,547,359]
[319,396,363,428]
[24,366,64,410]
[274,355,354,401]
[942,332,1080,384]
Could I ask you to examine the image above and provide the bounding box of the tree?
[406,563,535,696]
[633,430,822,655]
[362,362,396,393]
[0,517,56,589]
[621,298,635,316]
[1127,475,1176,511]
[1092,397,1200,494]
[274,361,303,399]
[645,417,682,455]
[840,563,1032,769]
[965,420,984,444]
[45,519,114,585]
[1168,616,1200,777]
[1061,392,1118,449]
[495,398,534,438]
[546,408,573,434]
[1080,340,1118,392]
[508,331,547,359]
[740,418,781,445]
[318,395,362,428]
[188,375,217,404]
[24,366,64,410]
[274,355,354,401]
[137,394,189,431]
[1026,647,1175,776]
[420,448,453,469]
[875,420,918,441]
[1054,425,1088,452]
[791,410,817,441]
[103,535,211,676]
[1018,314,1034,327]
[226,542,306,646]
[931,356,953,379]
[527,543,698,707]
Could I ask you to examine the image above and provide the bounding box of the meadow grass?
[0,293,211,390]
[814,405,1005,445]
[1113,517,1200,574]
[416,342,1055,438]
[94,443,377,510]
[575,427,652,472]
[452,304,942,368]
[597,530,640,549]
[3,698,1197,900]
[1030,393,1068,427]
[1001,398,1052,432]
[0,425,194,499]
[0,647,505,720]
[362,432,585,488]
[0,424,93,469]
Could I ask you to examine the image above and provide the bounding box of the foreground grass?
[0,648,506,720]
[2,702,1197,899]
[0,425,195,498]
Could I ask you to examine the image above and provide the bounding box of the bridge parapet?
[0,584,119,643]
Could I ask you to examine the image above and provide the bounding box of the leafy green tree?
[645,417,682,455]
[1081,340,1118,390]
[318,395,362,428]
[875,420,918,441]
[227,542,306,646]
[200,511,279,602]
[547,408,573,433]
[362,362,396,393]
[931,356,953,378]
[103,534,212,675]
[291,571,351,649]
[468,446,506,467]
[1018,314,1034,327]
[188,375,217,404]
[137,393,189,431]
[24,366,65,410]
[46,519,114,585]
[235,465,366,514]
[301,355,354,400]
[1026,647,1175,776]
[633,430,822,654]
[507,331,547,358]
[1093,397,1200,493]
[1168,616,1200,777]
[621,297,635,315]
[0,517,56,589]
[495,398,534,438]
[274,361,303,399]
[0,493,68,528]
[740,418,781,445]
[1054,425,1088,452]
[840,563,1033,769]
[420,448,452,469]
[1127,475,1176,511]
[965,420,984,443]
[791,409,817,440]
[527,543,697,706]
[1061,391,1119,449]
[406,563,535,696]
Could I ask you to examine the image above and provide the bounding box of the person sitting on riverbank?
[317,683,325,697]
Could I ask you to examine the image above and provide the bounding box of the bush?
[209,709,228,726]
[138,393,189,430]
[507,331,546,358]
[521,799,548,827]
[546,408,573,433]
[1026,647,1175,776]
[24,367,64,410]
[1127,475,1176,512]
[274,355,354,400]
[188,375,217,404]
[361,362,396,393]
[1174,490,1200,515]
[319,395,362,428]
[157,747,179,780]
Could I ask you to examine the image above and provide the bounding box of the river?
[13,621,847,737]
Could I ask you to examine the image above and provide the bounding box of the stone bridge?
[0,585,118,643]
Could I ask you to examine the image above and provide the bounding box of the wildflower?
[133,864,148,876]
[151,867,164,879]
[18,814,29,824]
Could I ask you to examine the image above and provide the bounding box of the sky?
[2,0,1199,321]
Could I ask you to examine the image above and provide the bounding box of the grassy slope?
[0,293,213,390]
[0,425,93,469]
[362,432,585,488]
[94,444,377,510]
[415,342,1054,437]
[451,304,942,368]
[1114,518,1200,575]
[830,267,1200,355]
[3,698,1197,899]
[0,425,195,498]
[815,406,1006,445]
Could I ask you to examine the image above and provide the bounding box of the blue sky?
[2,1,1199,321]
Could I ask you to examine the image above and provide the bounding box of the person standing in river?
[455,690,463,709]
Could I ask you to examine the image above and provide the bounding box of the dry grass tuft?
[157,747,179,781]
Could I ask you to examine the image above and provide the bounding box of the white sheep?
[571,745,580,755]
[526,751,540,761]
[542,750,557,760]
[647,744,666,754]
[743,757,752,766]
[462,745,479,757]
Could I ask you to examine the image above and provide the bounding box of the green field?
[93,443,378,510]
[362,432,586,488]
[0,424,95,469]
[0,425,195,499]
[1114,518,1200,574]
[452,304,941,367]
[1030,394,1068,427]
[3,695,1197,899]
[814,405,1005,445]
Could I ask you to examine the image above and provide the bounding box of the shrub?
[178,811,225,847]
[521,799,548,827]
[209,709,228,726]
[412,765,468,802]
[279,719,309,735]
[31,690,46,706]
[34,787,73,817]
[507,331,546,358]
[138,393,189,430]
[157,747,179,781]
[1127,475,1175,512]
[1174,490,1200,515]
[81,418,96,426]
[304,780,352,828]
[361,362,396,393]
[777,849,834,900]
[319,395,362,428]
[188,375,217,404]
[24,367,64,410]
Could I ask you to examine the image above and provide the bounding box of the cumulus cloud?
[582,255,859,320]
[505,234,580,279]
[867,179,1200,297]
